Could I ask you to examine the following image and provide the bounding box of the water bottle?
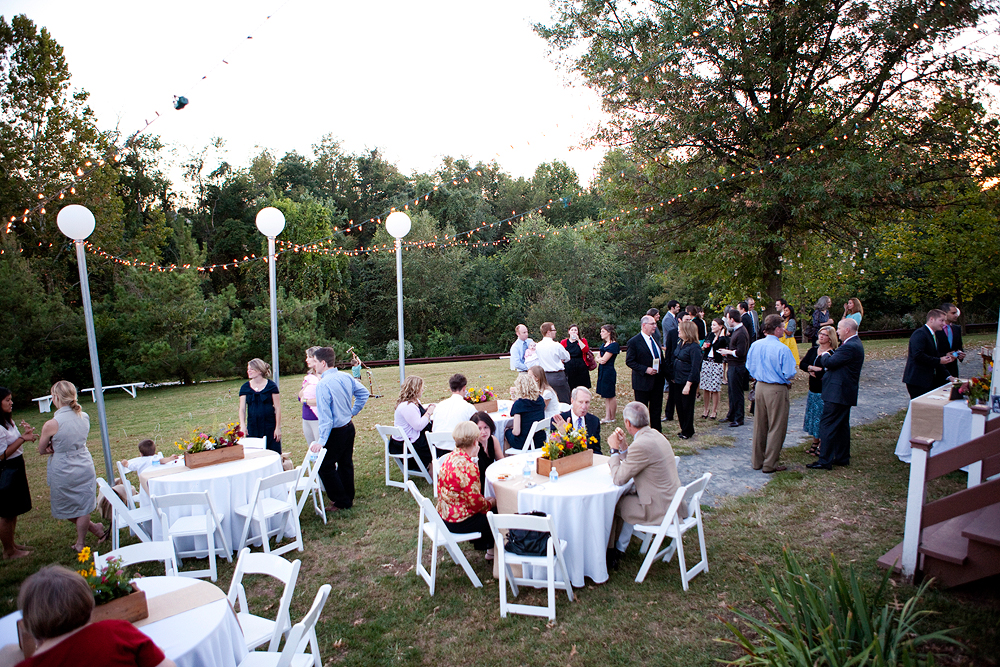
[309,446,319,462]
[548,467,559,484]
[522,459,534,488]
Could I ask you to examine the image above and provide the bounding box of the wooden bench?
[32,382,146,413]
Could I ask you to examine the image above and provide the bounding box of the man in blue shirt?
[312,347,369,511]
[746,314,797,473]
[509,324,533,372]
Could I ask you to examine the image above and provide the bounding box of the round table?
[142,450,284,555]
[0,577,246,667]
[484,450,632,586]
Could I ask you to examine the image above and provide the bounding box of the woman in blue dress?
[595,324,620,424]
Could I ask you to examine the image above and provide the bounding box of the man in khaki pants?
[745,314,797,473]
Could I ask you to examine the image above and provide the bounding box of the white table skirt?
[485,451,632,587]
[895,398,975,463]
[148,451,285,555]
[0,577,246,667]
[489,400,513,442]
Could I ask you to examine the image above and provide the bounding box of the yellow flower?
[88,567,96,577]
[77,546,91,562]
[77,569,88,577]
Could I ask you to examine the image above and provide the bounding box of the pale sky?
[2,0,609,190]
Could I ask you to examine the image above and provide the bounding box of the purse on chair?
[505,511,549,556]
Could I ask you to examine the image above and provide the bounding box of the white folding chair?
[504,416,550,455]
[377,424,432,489]
[237,584,331,667]
[151,490,233,582]
[405,480,482,595]
[116,460,143,510]
[97,477,152,551]
[239,437,267,450]
[487,511,574,621]
[95,541,178,577]
[294,448,327,524]
[235,468,305,557]
[426,432,456,498]
[633,472,712,588]
[227,547,301,652]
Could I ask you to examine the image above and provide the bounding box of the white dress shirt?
[431,393,477,433]
[535,336,570,372]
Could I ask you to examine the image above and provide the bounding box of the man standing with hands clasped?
[312,347,369,512]
[745,314,797,473]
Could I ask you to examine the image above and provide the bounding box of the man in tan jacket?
[606,402,683,570]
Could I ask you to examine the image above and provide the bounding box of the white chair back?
[633,472,712,588]
[426,432,456,497]
[151,490,233,582]
[295,447,328,524]
[239,437,267,450]
[97,477,152,551]
[116,460,141,511]
[377,424,432,489]
[404,480,483,595]
[235,468,305,557]
[254,584,331,667]
[95,541,178,577]
[227,547,301,652]
[486,511,574,620]
[504,416,550,455]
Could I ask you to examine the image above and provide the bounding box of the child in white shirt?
[119,438,176,475]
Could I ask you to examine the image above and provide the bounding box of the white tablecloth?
[0,577,246,667]
[895,398,975,463]
[485,451,632,587]
[489,400,514,442]
[147,451,284,554]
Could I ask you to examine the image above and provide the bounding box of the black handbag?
[505,511,549,556]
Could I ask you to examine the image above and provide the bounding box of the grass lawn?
[2,337,998,665]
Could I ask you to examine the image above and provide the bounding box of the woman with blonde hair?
[504,373,545,452]
[389,375,436,468]
[37,381,105,552]
[297,347,322,445]
[436,422,496,559]
[800,325,839,456]
[528,365,559,420]
[238,358,282,453]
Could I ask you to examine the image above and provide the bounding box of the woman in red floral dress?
[436,421,497,559]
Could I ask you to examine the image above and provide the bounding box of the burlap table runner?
[909,384,954,443]
[133,579,228,628]
[139,448,276,494]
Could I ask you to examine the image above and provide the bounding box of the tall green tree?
[537,0,1000,304]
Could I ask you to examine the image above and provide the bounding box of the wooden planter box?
[535,449,594,477]
[471,399,498,414]
[91,584,149,624]
[185,444,244,469]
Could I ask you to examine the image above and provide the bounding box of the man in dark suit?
[902,309,954,399]
[937,303,966,378]
[662,315,681,421]
[807,318,865,470]
[626,315,665,432]
[551,387,602,454]
[717,309,750,427]
[739,300,757,340]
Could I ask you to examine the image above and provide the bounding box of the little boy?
[119,438,176,475]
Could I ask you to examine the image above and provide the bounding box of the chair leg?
[206,528,217,582]
[635,531,666,584]
[429,536,439,597]
[547,544,556,621]
[498,550,508,617]
[676,532,689,591]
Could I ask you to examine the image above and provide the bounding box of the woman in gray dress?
[37,381,106,552]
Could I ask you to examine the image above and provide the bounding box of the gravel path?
[679,357,910,506]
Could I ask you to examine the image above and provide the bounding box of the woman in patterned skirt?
[699,318,728,420]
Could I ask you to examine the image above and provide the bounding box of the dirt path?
[681,357,910,506]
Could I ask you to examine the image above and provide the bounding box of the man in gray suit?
[606,402,683,569]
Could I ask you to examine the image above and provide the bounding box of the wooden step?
[919,513,975,565]
[877,542,903,573]
[962,503,1000,547]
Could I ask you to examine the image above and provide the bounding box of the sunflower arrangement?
[541,422,597,461]
[959,375,992,404]
[175,422,244,454]
[76,547,134,604]
[465,386,496,404]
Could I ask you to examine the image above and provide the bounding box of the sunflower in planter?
[541,422,597,460]
[76,547,134,604]
[175,422,244,453]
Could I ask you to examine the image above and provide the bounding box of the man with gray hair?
[626,315,666,432]
[605,401,682,570]
[807,318,865,470]
[551,386,602,454]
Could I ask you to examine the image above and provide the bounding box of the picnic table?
[32,382,146,412]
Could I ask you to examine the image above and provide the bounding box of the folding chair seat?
[633,472,712,589]
[227,547,301,652]
[237,584,331,667]
[235,468,305,557]
[425,432,455,498]
[151,490,232,582]
[486,511,573,621]
[97,477,152,551]
[503,416,550,455]
[95,541,178,577]
[239,437,267,450]
[293,448,327,524]
[377,424,432,489]
[405,480,482,595]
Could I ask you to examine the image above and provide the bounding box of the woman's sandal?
[806,444,821,457]
[95,524,109,544]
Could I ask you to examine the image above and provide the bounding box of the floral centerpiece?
[176,422,246,468]
[958,375,991,405]
[465,386,498,413]
[77,547,148,622]
[536,422,596,476]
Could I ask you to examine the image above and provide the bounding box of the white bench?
[32,382,146,413]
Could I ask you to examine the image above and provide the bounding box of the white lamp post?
[56,205,114,484]
[385,211,411,384]
[256,207,285,388]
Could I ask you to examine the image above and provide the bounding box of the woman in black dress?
[238,358,282,453]
[673,321,703,440]
[1,387,36,560]
[561,324,592,390]
[595,324,620,424]
[470,411,503,488]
